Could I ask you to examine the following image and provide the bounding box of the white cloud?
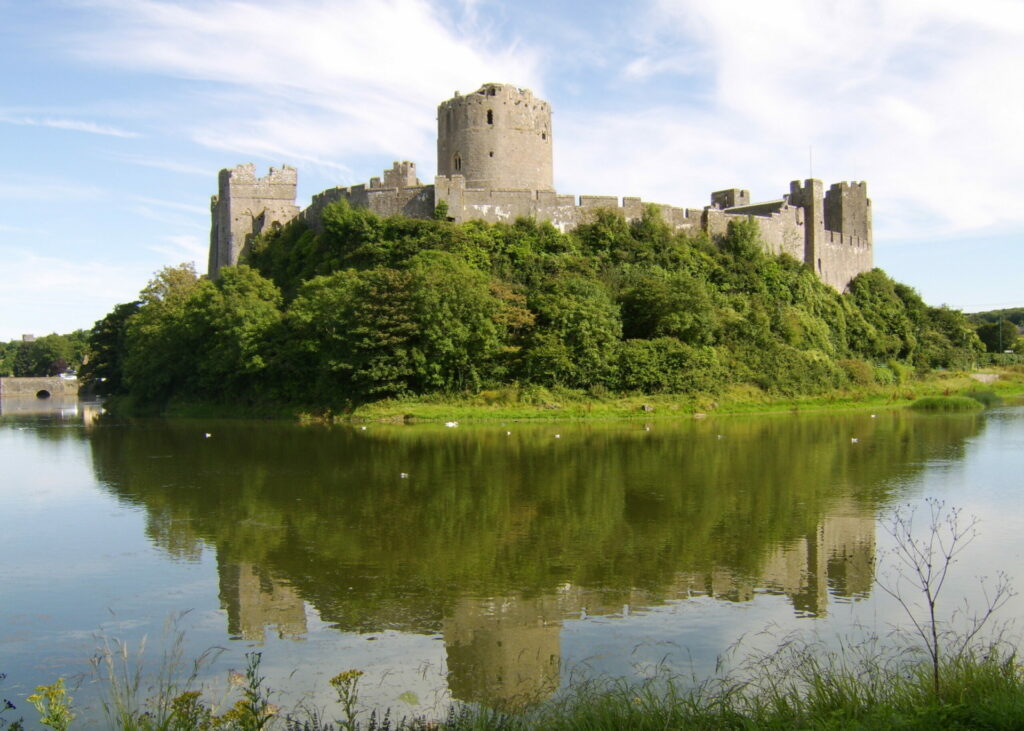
[148,233,206,262]
[64,0,543,178]
[0,177,107,201]
[0,250,146,339]
[0,113,140,137]
[110,153,211,176]
[595,0,1024,242]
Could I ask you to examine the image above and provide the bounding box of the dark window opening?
[542,132,547,140]
[486,109,493,125]
[36,390,50,399]
[489,151,494,157]
[818,258,822,272]
[488,87,496,96]
[454,155,462,172]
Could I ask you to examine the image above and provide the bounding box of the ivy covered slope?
[89,201,983,413]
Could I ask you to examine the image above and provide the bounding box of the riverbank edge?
[104,368,1024,423]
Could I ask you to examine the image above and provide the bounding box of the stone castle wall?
[303,161,435,228]
[435,174,702,233]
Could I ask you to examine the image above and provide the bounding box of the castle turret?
[437,83,553,192]
[824,181,872,245]
[789,179,825,272]
[209,164,300,278]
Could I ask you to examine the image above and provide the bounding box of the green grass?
[910,396,985,412]
[101,369,1024,424]
[346,369,1024,423]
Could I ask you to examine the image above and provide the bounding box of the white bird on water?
[400,472,409,479]
[445,421,458,428]
[851,438,859,443]
[204,433,212,438]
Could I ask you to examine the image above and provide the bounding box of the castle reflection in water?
[217,500,874,708]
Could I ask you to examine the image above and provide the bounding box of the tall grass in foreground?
[14,631,1024,729]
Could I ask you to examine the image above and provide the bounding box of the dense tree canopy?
[81,201,985,410]
[0,331,88,377]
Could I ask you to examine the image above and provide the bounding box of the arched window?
[454,155,462,172]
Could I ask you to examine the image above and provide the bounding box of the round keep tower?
[437,83,553,191]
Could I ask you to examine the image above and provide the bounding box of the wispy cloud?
[147,233,206,262]
[109,153,210,176]
[0,177,107,200]
[0,249,146,339]
[130,196,208,216]
[595,0,1024,242]
[62,0,543,177]
[0,113,140,138]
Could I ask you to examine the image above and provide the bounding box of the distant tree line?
[967,308,1023,353]
[81,202,985,410]
[0,331,88,378]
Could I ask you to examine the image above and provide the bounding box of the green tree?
[11,333,83,376]
[619,266,716,344]
[80,302,141,395]
[122,264,201,404]
[521,276,622,388]
[976,319,1020,353]
[280,252,512,402]
[185,266,283,397]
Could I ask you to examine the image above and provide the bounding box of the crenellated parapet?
[209,164,300,278]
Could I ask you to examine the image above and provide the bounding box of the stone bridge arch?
[0,376,80,399]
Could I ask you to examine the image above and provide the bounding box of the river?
[2,397,1022,725]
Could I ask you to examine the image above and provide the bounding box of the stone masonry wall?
[0,376,79,397]
[816,231,873,291]
[437,83,553,192]
[303,161,435,229]
[703,206,806,261]
[209,164,299,278]
[435,174,702,233]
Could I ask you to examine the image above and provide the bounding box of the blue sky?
[2,0,1023,340]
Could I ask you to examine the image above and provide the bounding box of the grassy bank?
[101,367,1024,423]
[344,367,1024,423]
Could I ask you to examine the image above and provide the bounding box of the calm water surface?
[2,397,1023,725]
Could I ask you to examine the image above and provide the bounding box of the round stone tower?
[437,83,553,191]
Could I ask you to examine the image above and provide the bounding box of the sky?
[2,0,1023,340]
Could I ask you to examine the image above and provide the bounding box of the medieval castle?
[209,83,872,290]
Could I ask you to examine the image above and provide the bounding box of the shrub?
[838,359,875,386]
[873,366,896,386]
[962,390,1002,407]
[909,396,983,411]
[616,338,724,394]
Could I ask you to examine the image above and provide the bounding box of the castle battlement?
[209,83,873,291]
